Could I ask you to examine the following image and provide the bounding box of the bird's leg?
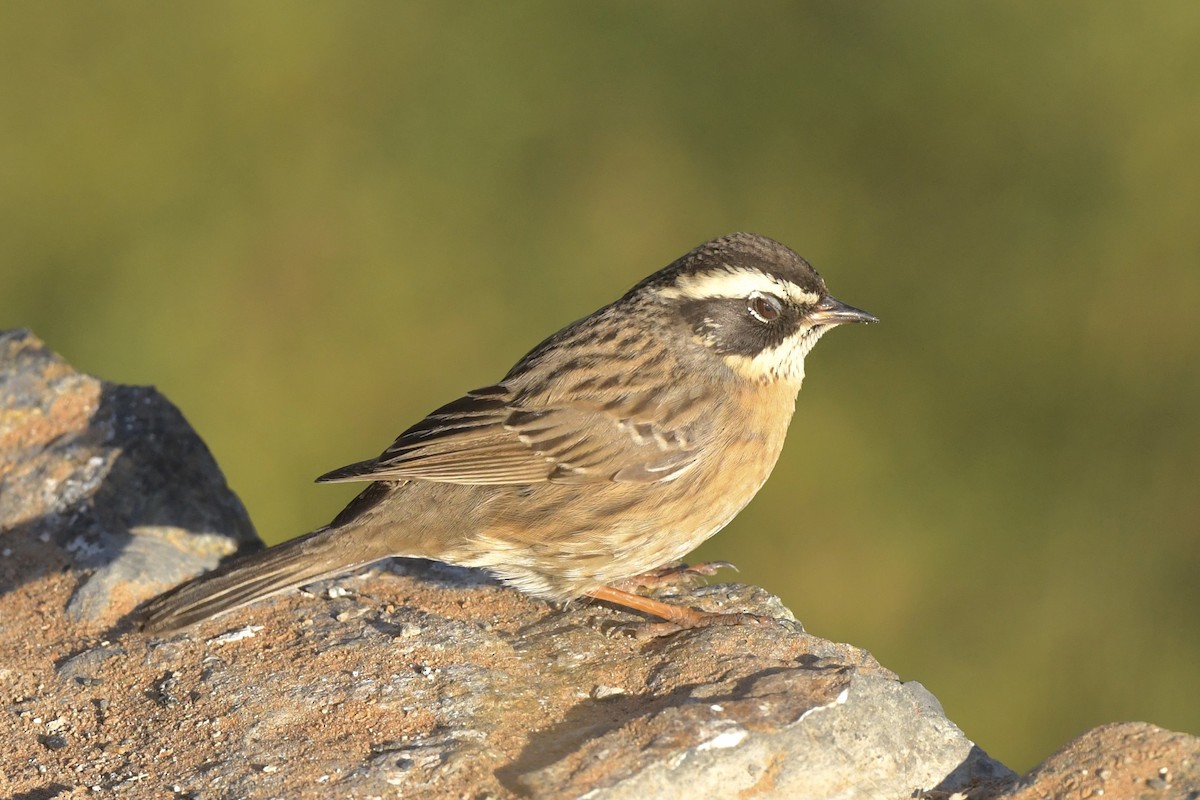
[585,584,770,639]
[612,560,737,592]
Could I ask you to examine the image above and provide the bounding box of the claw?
[680,560,738,577]
[615,561,740,592]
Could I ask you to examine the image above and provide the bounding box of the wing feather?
[315,381,703,486]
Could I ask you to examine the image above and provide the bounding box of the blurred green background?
[2,2,1197,772]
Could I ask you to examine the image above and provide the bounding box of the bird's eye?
[747,293,783,323]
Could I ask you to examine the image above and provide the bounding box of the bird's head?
[636,232,877,385]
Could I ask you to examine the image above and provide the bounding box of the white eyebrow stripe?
[656,266,821,306]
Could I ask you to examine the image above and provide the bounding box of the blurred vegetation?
[2,2,1197,772]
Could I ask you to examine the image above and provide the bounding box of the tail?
[140,525,391,633]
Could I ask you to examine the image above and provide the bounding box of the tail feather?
[140,526,390,632]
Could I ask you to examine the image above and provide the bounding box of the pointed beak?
[808,295,878,326]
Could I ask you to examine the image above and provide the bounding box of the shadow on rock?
[0,329,257,621]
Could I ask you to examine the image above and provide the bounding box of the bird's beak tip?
[812,296,878,326]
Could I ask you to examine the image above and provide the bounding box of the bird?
[141,232,876,635]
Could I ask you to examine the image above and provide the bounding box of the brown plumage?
[141,232,875,633]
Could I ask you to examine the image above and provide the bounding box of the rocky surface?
[3,561,1014,800]
[0,328,258,621]
[1,329,1197,799]
[1000,723,1199,800]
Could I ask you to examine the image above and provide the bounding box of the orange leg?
[585,584,771,637]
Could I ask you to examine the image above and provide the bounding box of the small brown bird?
[142,232,875,633]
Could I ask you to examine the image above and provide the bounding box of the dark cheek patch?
[680,299,798,357]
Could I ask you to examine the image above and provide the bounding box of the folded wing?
[316,383,700,486]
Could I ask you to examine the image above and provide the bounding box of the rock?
[997,722,1200,800]
[1,556,1016,799]
[0,328,258,622]
[1,328,1196,800]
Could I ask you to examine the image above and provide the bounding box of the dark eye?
[747,293,783,323]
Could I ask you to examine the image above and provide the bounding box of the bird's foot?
[613,560,738,592]
[586,583,774,640]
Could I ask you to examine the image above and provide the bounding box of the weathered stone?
[1,554,1018,799]
[997,722,1200,800]
[0,328,258,622]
